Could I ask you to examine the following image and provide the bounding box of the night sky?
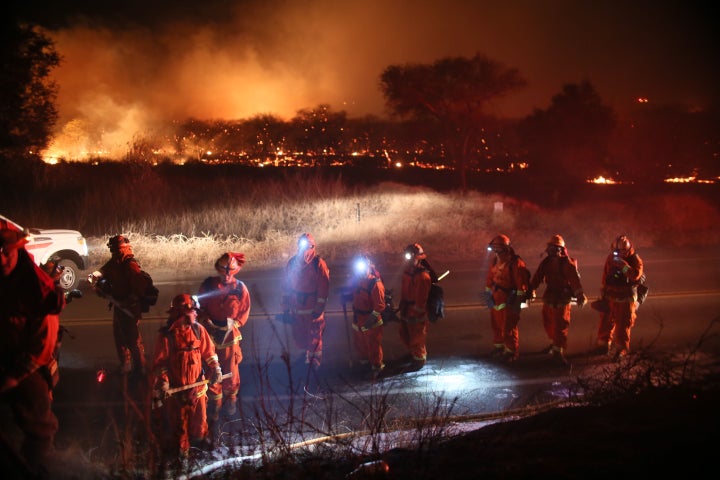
[7,0,719,158]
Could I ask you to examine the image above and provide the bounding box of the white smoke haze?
[38,0,718,161]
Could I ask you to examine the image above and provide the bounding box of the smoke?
[43,0,522,160]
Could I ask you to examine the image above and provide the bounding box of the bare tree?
[379,53,526,191]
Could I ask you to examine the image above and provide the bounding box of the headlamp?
[353,257,369,275]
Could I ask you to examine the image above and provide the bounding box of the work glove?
[65,289,83,303]
[210,366,223,385]
[483,290,495,309]
[155,379,170,400]
[576,293,588,308]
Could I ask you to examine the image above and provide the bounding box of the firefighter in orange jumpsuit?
[92,235,148,377]
[197,252,250,425]
[349,255,387,379]
[281,233,330,372]
[528,234,587,366]
[1,217,64,474]
[484,234,530,364]
[598,235,644,359]
[398,243,433,370]
[152,294,223,459]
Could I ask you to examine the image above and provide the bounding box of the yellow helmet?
[547,234,565,247]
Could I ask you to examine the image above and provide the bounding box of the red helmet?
[547,234,565,247]
[298,233,316,251]
[215,252,245,276]
[404,243,427,260]
[0,217,29,251]
[107,235,130,253]
[613,235,633,256]
[166,293,199,316]
[488,234,510,253]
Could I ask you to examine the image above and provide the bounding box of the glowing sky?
[9,0,719,159]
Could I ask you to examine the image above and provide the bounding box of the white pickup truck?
[1,214,89,291]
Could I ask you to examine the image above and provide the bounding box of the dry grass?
[79,182,719,275]
[6,162,718,272]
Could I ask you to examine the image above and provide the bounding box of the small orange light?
[96,369,107,383]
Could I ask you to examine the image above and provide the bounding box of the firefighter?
[528,234,587,366]
[152,294,223,459]
[197,252,250,426]
[484,234,531,364]
[398,243,433,370]
[280,233,330,376]
[349,255,387,379]
[598,235,644,359]
[91,235,148,377]
[0,217,64,474]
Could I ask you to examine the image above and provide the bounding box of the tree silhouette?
[379,53,526,191]
[0,18,60,164]
[518,81,616,185]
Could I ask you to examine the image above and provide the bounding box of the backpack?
[426,283,445,323]
[636,272,649,304]
[139,269,159,312]
[507,255,532,310]
[421,259,445,323]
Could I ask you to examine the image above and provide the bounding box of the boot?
[551,350,568,366]
[222,397,237,417]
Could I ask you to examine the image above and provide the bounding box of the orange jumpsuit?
[600,251,644,356]
[485,253,529,358]
[351,272,386,371]
[99,254,148,375]
[399,264,431,362]
[198,276,250,419]
[529,254,584,352]
[152,318,220,457]
[0,248,63,467]
[281,253,330,367]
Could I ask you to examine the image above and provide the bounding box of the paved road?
[47,247,720,465]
